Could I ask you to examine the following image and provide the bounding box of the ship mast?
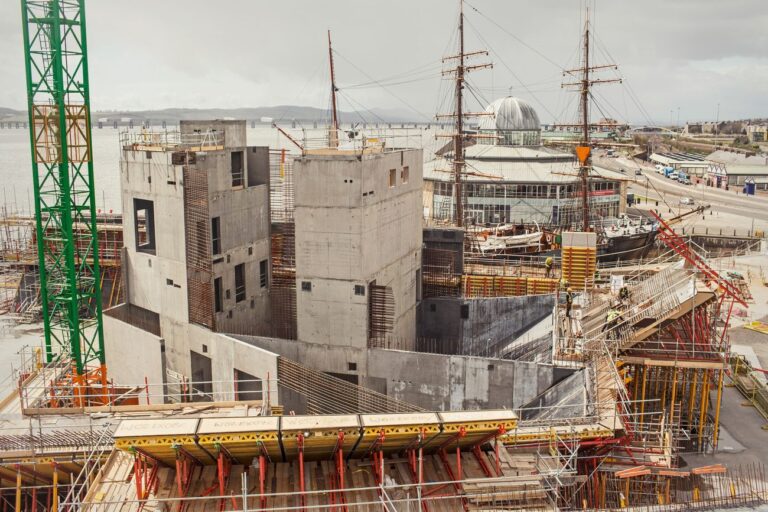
[580,12,591,231]
[562,6,620,232]
[454,2,465,227]
[437,1,492,228]
[328,30,340,147]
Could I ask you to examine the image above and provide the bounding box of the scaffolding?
[270,149,298,340]
[0,209,125,322]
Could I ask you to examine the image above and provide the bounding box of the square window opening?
[354,284,365,296]
[301,281,312,292]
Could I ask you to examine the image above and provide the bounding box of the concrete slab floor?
[681,385,768,470]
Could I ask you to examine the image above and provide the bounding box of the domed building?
[477,96,542,146]
[423,96,627,226]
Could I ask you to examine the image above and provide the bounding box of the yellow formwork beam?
[281,414,361,461]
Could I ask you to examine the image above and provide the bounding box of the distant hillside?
[0,108,25,121]
[0,105,425,124]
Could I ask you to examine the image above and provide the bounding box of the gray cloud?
[0,0,765,124]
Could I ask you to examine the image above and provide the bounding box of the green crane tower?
[20,0,106,399]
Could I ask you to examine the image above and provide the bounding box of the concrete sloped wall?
[418,294,555,356]
[519,369,588,421]
[366,349,555,411]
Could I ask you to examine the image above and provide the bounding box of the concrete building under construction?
[3,1,768,509]
[1,119,766,511]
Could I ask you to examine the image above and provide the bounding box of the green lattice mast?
[20,0,106,391]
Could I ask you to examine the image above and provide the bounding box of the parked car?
[679,197,694,205]
[635,169,643,176]
[619,168,626,174]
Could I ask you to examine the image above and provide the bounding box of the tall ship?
[423,3,657,262]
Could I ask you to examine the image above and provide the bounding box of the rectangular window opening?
[259,259,268,288]
[234,263,246,302]
[133,198,156,254]
[214,277,223,313]
[211,217,221,255]
[401,165,409,184]
[388,168,396,188]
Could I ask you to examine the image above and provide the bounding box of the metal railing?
[279,126,425,153]
[119,129,225,149]
[19,374,279,411]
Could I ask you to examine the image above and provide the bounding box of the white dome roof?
[478,97,540,132]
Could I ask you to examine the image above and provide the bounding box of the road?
[593,154,768,222]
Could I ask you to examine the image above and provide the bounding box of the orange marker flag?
[575,146,590,165]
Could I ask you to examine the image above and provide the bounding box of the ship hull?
[599,229,658,262]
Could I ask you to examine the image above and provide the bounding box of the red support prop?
[367,430,386,486]
[437,449,469,512]
[173,445,200,512]
[471,445,493,478]
[332,431,347,512]
[217,450,230,512]
[259,454,266,510]
[132,451,161,512]
[298,433,306,512]
[455,445,463,482]
[720,299,736,345]
[175,458,184,512]
[403,429,429,512]
[133,456,142,502]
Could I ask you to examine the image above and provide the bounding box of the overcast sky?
[0,0,766,125]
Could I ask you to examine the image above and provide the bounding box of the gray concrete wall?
[418,294,555,356]
[120,122,271,336]
[120,149,189,323]
[247,147,270,187]
[159,318,280,403]
[367,349,553,411]
[294,149,423,349]
[103,311,164,402]
[200,150,271,335]
[520,369,587,421]
[233,334,557,412]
